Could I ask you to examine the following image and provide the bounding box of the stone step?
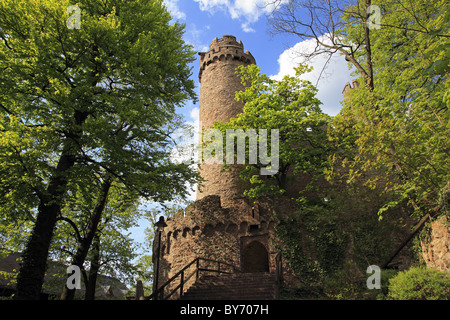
[180,272,277,300]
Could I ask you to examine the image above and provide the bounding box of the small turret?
[198,35,256,82]
[342,79,359,97]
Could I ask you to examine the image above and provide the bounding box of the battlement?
[210,35,242,51]
[163,195,266,240]
[342,79,359,97]
[156,195,278,287]
[198,35,256,82]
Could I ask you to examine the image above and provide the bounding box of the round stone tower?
[197,35,256,208]
[151,37,303,299]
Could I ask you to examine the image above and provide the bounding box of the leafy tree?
[210,64,330,200]
[0,0,197,299]
[268,0,449,268]
[268,0,449,277]
[267,0,448,219]
[331,0,449,220]
[50,177,142,300]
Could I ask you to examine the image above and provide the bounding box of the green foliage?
[39,179,142,294]
[211,64,330,199]
[275,188,404,297]
[222,0,449,300]
[378,269,400,297]
[210,58,411,299]
[322,268,366,300]
[0,0,198,219]
[274,199,348,288]
[322,268,400,300]
[333,0,450,219]
[275,217,326,287]
[0,0,198,298]
[387,267,450,300]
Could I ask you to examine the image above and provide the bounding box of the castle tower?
[152,36,291,299]
[150,37,318,300]
[197,35,256,208]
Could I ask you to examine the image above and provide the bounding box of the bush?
[369,269,399,300]
[387,267,450,300]
[323,273,364,300]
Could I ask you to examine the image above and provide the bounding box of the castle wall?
[422,215,450,272]
[157,195,283,299]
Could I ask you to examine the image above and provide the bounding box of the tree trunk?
[60,177,112,300]
[364,0,375,91]
[15,137,83,300]
[381,214,431,268]
[15,202,60,300]
[85,233,100,300]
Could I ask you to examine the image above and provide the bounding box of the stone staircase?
[180,272,277,300]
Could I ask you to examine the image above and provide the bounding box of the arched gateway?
[241,241,269,273]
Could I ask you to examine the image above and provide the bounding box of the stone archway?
[241,240,269,273]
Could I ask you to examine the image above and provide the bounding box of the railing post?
[275,253,283,285]
[180,270,184,298]
[159,285,164,300]
[196,258,200,280]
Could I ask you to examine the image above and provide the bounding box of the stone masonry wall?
[197,35,256,208]
[156,195,284,299]
[422,215,450,272]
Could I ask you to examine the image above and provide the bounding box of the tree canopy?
[0,0,198,299]
[211,64,330,199]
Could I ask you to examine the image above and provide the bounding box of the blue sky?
[129,0,356,247]
[169,0,356,119]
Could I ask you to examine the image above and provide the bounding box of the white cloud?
[242,22,256,33]
[271,35,355,116]
[184,23,210,52]
[164,0,186,20]
[170,107,200,201]
[193,0,284,33]
[186,107,200,202]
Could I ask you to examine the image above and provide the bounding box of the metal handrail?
[146,257,238,300]
[275,252,283,286]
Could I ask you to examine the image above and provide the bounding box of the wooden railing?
[147,257,238,300]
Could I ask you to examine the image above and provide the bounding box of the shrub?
[323,274,363,300]
[387,267,450,300]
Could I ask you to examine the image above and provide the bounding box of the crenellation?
[198,35,255,83]
[342,79,359,97]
